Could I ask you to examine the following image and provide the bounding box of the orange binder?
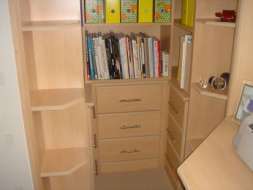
[106,0,120,23]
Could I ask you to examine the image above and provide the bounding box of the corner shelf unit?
[31,88,85,112]
[40,147,89,178]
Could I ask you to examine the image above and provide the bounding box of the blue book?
[87,35,95,80]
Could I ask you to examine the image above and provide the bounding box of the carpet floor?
[95,169,174,190]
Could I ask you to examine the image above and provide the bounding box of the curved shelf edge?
[40,147,89,178]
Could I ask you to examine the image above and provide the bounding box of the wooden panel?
[98,136,160,162]
[97,111,161,139]
[226,0,253,116]
[166,139,180,170]
[22,0,80,21]
[31,28,83,89]
[99,159,160,174]
[169,85,186,127]
[186,87,226,142]
[41,103,88,149]
[191,21,235,83]
[168,114,183,156]
[195,0,238,19]
[96,85,162,113]
[165,162,184,190]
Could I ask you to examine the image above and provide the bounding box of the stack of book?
[85,32,169,80]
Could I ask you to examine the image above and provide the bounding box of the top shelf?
[22,20,81,31]
[84,23,171,27]
[31,88,84,112]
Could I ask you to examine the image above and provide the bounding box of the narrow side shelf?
[22,20,81,31]
[192,83,228,100]
[31,88,84,111]
[40,147,89,178]
[196,19,236,28]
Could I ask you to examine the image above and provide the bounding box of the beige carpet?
[95,169,174,190]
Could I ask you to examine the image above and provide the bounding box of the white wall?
[0,0,34,190]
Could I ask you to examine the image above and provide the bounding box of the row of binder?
[85,0,171,24]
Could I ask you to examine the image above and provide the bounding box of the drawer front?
[99,136,160,162]
[169,86,186,127]
[96,85,162,113]
[97,111,161,139]
[99,159,159,174]
[166,139,180,170]
[168,114,183,156]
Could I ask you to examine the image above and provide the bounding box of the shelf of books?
[82,0,172,83]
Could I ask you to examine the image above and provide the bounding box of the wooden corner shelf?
[31,88,84,112]
[40,147,89,178]
[192,83,228,100]
[196,19,236,28]
[22,20,81,31]
[174,19,194,33]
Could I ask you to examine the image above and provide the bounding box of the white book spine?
[148,38,154,78]
[162,52,169,77]
[132,40,141,79]
[180,35,188,89]
[154,40,159,78]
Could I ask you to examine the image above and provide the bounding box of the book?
[85,0,104,24]
[121,0,138,23]
[106,0,120,23]
[138,0,153,23]
[154,0,172,23]
[85,31,162,80]
[162,51,169,77]
[178,35,192,90]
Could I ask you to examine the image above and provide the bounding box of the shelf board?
[41,147,88,178]
[84,23,171,28]
[85,77,169,84]
[31,88,84,112]
[192,83,228,100]
[174,20,194,33]
[185,138,204,158]
[169,79,190,102]
[22,20,81,31]
[196,19,236,28]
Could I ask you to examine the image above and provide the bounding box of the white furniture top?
[178,117,253,190]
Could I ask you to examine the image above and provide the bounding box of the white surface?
[0,1,34,190]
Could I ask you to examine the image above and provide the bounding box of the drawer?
[166,139,180,170]
[96,85,162,113]
[97,111,161,139]
[169,86,186,127]
[168,114,183,156]
[98,136,160,162]
[99,159,159,174]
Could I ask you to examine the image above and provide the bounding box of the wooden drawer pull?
[120,149,140,154]
[120,98,142,103]
[168,101,178,114]
[120,124,142,130]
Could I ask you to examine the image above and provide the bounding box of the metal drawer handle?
[120,149,140,154]
[120,124,142,130]
[120,98,142,103]
[168,101,179,114]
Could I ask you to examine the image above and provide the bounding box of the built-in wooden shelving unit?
[31,88,84,111]
[40,147,88,178]
[174,19,194,33]
[192,83,228,100]
[22,20,81,31]
[196,19,236,28]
